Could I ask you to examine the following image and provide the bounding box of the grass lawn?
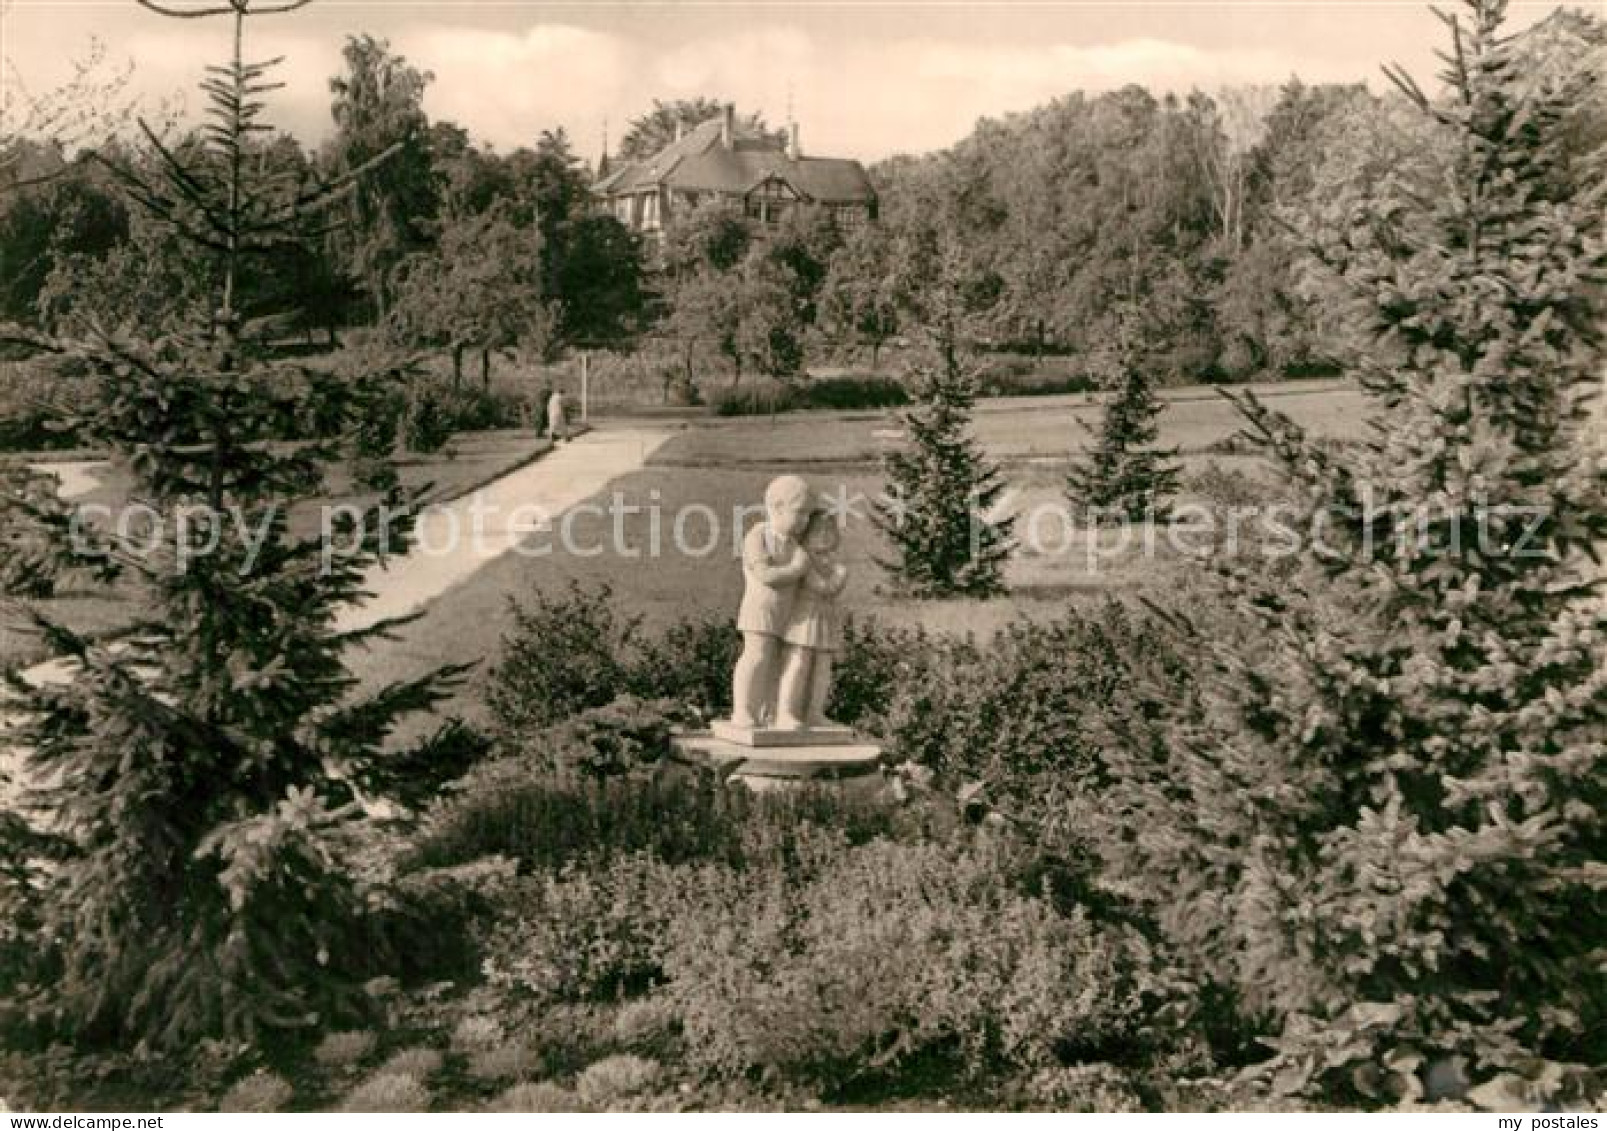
[646,379,1367,467]
[9,381,1372,699]
[347,394,1373,727]
[0,430,553,672]
[349,380,1371,719]
[345,456,1264,725]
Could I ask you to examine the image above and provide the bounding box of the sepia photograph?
[0,0,1602,1116]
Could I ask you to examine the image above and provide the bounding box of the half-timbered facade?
[594,105,877,245]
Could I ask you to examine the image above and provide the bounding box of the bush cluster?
[406,764,746,874]
[974,353,1097,398]
[478,821,1170,1091]
[466,583,1212,1099]
[486,583,747,742]
[658,833,1166,1085]
[711,375,911,417]
[854,605,1187,828]
[484,582,1184,833]
[402,376,530,448]
[407,745,907,877]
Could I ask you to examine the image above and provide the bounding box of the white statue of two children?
[730,475,848,731]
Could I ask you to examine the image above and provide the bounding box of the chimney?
[721,103,735,148]
[787,121,801,160]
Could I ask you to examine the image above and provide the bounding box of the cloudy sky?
[0,1,1566,163]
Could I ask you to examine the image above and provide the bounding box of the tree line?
[3,17,1601,399]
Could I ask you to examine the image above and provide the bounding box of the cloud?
[838,36,1361,157]
[117,26,344,140]
[652,27,814,104]
[2,5,1384,163]
[397,23,632,152]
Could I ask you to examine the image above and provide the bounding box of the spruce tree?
[0,0,464,1050]
[1103,0,1605,1104]
[1065,312,1180,521]
[874,261,1014,598]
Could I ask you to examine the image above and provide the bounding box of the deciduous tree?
[618,98,780,161]
[326,34,437,320]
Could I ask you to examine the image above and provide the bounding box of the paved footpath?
[335,427,671,634]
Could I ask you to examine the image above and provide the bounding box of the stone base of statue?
[673,721,882,791]
[709,720,863,747]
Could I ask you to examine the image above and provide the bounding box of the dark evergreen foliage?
[874,267,1014,597]
[1101,0,1607,1105]
[1065,313,1181,521]
[0,0,465,1051]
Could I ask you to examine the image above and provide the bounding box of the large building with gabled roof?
[593,105,877,244]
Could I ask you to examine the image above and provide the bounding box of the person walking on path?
[534,385,551,433]
[546,387,568,443]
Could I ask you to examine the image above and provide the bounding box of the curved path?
[3,427,672,807]
[335,427,671,634]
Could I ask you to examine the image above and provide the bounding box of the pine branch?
[310,662,474,755]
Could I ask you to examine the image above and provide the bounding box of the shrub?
[314,1031,378,1069]
[574,1054,662,1106]
[802,374,911,411]
[487,589,946,734]
[367,719,493,813]
[451,1014,506,1053]
[626,617,739,717]
[656,833,1167,1086]
[378,1047,445,1079]
[0,358,93,452]
[408,748,911,878]
[611,998,679,1055]
[401,382,454,454]
[873,348,1014,598]
[218,1070,295,1113]
[405,762,747,874]
[378,856,517,982]
[340,1071,432,1112]
[485,582,638,740]
[486,1082,589,1112]
[974,354,1096,399]
[1110,0,1607,1105]
[711,375,911,416]
[869,604,1185,825]
[482,854,678,1004]
[493,601,927,735]
[537,696,687,780]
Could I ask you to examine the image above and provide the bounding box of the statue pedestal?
[673,724,882,791]
[709,720,862,747]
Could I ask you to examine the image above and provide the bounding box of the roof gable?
[595,117,875,205]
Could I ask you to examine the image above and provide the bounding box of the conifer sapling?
[0,0,467,1050]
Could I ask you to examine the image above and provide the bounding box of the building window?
[746,178,800,226]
